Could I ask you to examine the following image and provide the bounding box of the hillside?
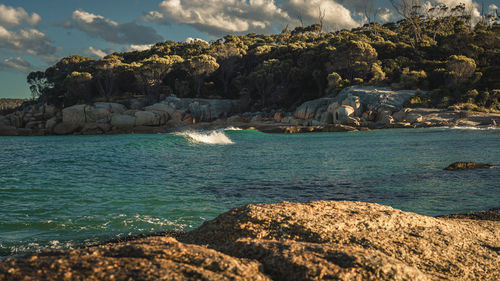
[27,9,500,112]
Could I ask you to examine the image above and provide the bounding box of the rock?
[227,115,248,124]
[294,98,334,120]
[379,115,394,127]
[0,124,28,136]
[322,124,358,132]
[334,86,419,112]
[41,104,58,119]
[250,114,263,123]
[437,207,500,221]
[62,104,88,127]
[0,115,9,126]
[346,116,360,127]
[45,117,58,133]
[94,102,126,114]
[273,112,282,122]
[333,105,355,124]
[25,121,43,130]
[81,123,104,135]
[183,201,499,280]
[311,120,326,126]
[128,99,145,110]
[85,106,111,123]
[406,113,423,123]
[1,201,498,280]
[150,97,239,122]
[341,94,362,116]
[393,109,409,122]
[134,111,161,126]
[361,110,376,122]
[280,116,293,124]
[6,112,23,128]
[222,239,428,281]
[444,161,494,171]
[144,103,176,115]
[0,237,270,281]
[111,114,136,128]
[53,122,80,135]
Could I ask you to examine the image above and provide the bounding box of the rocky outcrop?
[444,162,494,171]
[148,97,240,123]
[293,86,421,127]
[1,201,498,281]
[0,237,270,281]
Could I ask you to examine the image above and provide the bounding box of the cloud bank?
[0,57,32,72]
[0,4,41,28]
[68,9,163,45]
[143,0,366,36]
[0,4,56,65]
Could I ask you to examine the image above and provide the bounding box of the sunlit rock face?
[2,201,498,281]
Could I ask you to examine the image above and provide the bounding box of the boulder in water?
[444,162,493,170]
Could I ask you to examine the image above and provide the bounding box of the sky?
[0,0,498,99]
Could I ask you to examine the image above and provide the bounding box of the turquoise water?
[1,128,499,255]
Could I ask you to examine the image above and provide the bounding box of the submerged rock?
[444,162,494,171]
[1,201,498,281]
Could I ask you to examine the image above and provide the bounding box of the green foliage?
[28,9,500,112]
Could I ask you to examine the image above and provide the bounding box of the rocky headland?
[1,201,498,281]
[1,86,499,136]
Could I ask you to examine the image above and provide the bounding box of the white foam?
[223,126,243,131]
[176,130,234,145]
[447,126,499,130]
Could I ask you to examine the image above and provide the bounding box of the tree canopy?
[28,6,500,112]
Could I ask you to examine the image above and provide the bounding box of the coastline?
[2,87,499,137]
[1,201,498,280]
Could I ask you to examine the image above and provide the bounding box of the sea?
[1,127,499,256]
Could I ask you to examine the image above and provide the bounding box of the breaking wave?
[176,130,234,145]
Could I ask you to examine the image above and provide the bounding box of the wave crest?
[176,130,234,145]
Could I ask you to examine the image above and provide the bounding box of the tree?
[186,55,219,96]
[389,0,424,47]
[133,55,183,99]
[446,55,477,89]
[63,72,94,104]
[93,55,123,100]
[27,71,51,101]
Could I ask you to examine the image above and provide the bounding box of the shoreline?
[1,201,498,280]
[2,87,500,137]
[1,108,499,137]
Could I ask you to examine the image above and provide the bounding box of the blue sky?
[0,0,497,98]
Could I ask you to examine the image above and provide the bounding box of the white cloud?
[183,37,208,44]
[125,44,154,52]
[144,0,291,35]
[144,0,366,35]
[0,4,41,28]
[87,46,108,58]
[0,57,32,72]
[283,0,361,31]
[69,9,163,44]
[431,0,481,25]
[377,8,393,22]
[0,4,56,62]
[0,26,56,57]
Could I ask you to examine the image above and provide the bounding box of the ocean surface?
[1,127,499,256]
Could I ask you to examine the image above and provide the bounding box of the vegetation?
[28,4,500,112]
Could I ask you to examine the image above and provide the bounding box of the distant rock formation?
[444,162,494,171]
[1,201,498,280]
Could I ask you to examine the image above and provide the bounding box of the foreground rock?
[1,201,498,281]
[444,162,495,171]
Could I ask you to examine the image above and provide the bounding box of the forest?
[26,3,500,112]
